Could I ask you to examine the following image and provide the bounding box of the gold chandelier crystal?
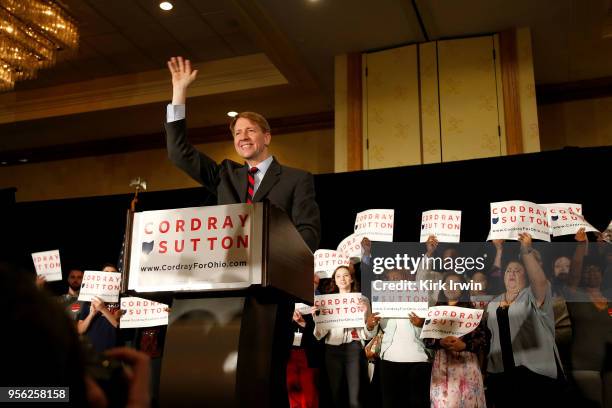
[0,0,79,91]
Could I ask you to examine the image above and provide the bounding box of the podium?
[124,201,313,407]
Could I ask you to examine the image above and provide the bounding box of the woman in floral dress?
[422,272,490,408]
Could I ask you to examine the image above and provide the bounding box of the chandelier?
[0,0,78,91]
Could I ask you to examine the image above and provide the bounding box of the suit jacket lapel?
[253,158,281,202]
[231,165,248,203]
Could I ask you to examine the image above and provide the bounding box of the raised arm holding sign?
[543,203,599,237]
[31,249,62,282]
[420,210,462,243]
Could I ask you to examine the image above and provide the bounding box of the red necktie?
[246,167,258,203]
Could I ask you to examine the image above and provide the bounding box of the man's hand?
[168,56,198,90]
[292,310,306,328]
[167,56,198,105]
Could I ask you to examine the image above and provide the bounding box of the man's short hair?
[229,112,271,135]
[65,265,83,275]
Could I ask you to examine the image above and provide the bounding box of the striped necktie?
[246,166,259,203]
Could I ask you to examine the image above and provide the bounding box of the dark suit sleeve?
[302,314,324,368]
[164,119,220,195]
[291,172,321,252]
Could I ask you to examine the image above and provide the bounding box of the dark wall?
[317,145,611,247]
[3,146,610,290]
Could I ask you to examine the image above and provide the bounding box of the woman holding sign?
[77,264,122,353]
[422,272,490,408]
[486,233,563,408]
[313,265,377,408]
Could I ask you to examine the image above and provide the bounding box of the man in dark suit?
[164,56,320,252]
[164,57,318,407]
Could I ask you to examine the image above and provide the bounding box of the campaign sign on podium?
[128,203,263,292]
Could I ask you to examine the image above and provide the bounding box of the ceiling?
[13,0,262,89]
[1,0,611,153]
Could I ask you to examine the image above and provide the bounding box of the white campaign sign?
[128,204,261,292]
[313,293,365,330]
[420,306,483,339]
[354,209,394,242]
[487,200,550,241]
[420,210,462,243]
[542,203,598,237]
[541,203,582,216]
[314,249,351,278]
[119,297,169,329]
[78,271,122,303]
[371,285,429,318]
[336,234,362,262]
[31,249,62,282]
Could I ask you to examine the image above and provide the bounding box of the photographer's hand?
[105,348,151,408]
